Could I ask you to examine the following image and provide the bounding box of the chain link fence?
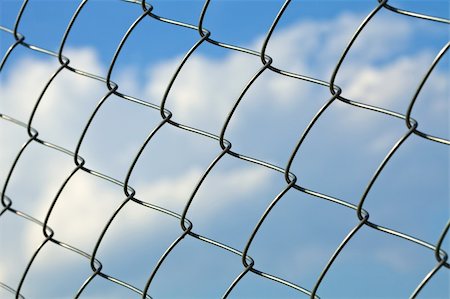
[0,0,449,298]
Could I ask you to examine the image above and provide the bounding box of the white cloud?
[0,56,58,120]
[146,52,261,133]
[136,165,271,215]
[143,12,448,147]
[0,48,106,151]
[256,13,413,79]
[14,164,270,288]
[340,52,435,110]
[25,173,122,254]
[0,120,29,184]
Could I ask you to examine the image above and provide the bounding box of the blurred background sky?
[0,0,449,298]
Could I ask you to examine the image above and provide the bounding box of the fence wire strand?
[0,0,449,298]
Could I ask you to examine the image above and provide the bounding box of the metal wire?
[0,0,448,298]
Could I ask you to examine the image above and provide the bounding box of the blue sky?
[0,0,449,299]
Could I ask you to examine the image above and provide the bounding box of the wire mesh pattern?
[0,0,449,298]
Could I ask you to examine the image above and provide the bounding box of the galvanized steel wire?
[0,0,449,298]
